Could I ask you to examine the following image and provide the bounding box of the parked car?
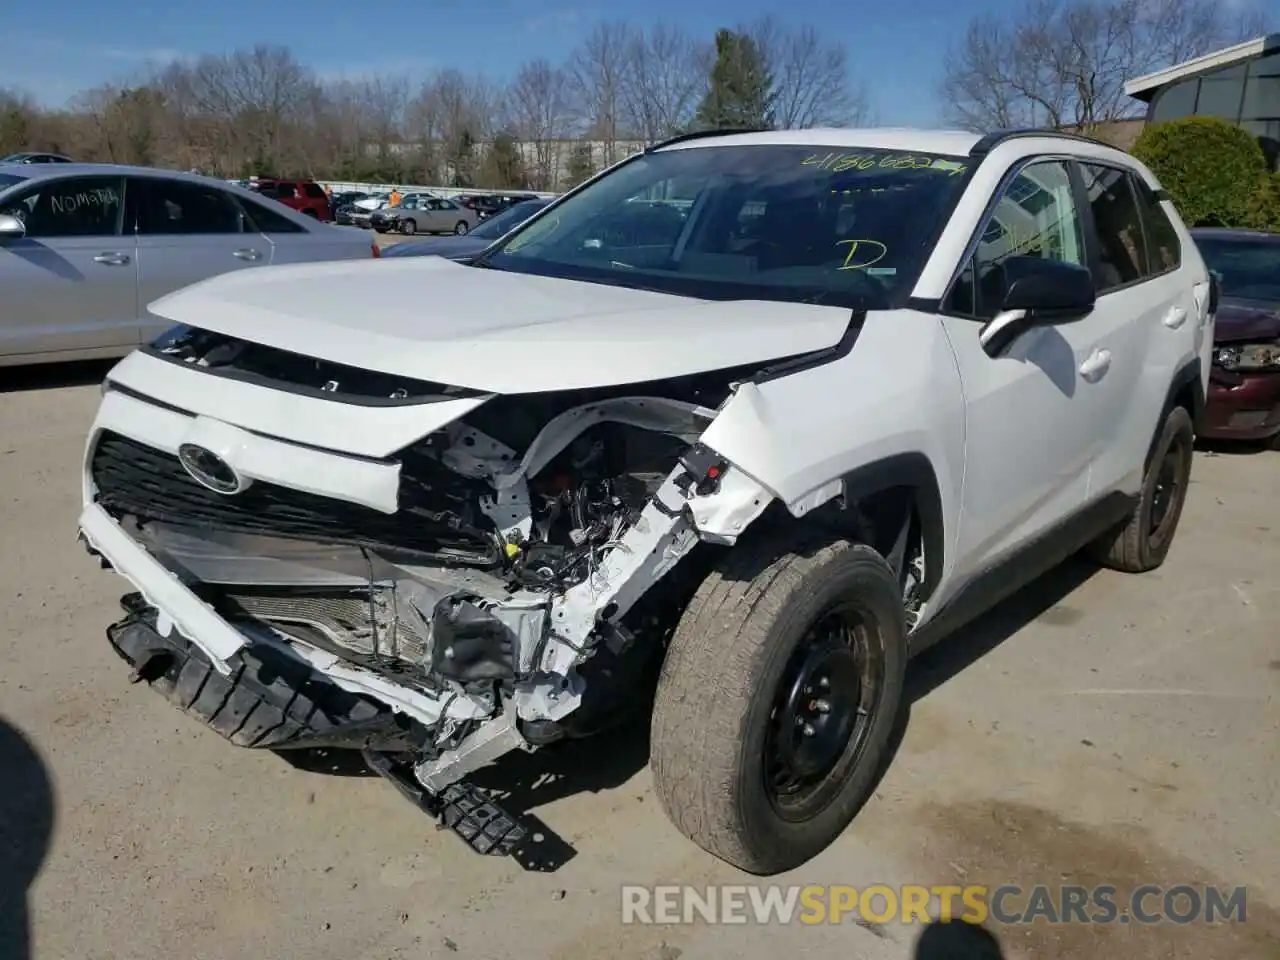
[472,193,540,219]
[370,195,477,235]
[248,178,333,221]
[1,152,73,164]
[1191,227,1280,443]
[329,191,369,218]
[352,193,392,211]
[0,163,378,366]
[382,197,553,258]
[79,128,1209,876]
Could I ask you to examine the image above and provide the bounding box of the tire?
[1088,405,1194,573]
[400,219,416,235]
[107,606,392,750]
[454,220,469,235]
[650,536,907,875]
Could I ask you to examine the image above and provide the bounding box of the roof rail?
[645,128,768,153]
[968,127,1119,157]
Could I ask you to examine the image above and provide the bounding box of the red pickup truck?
[248,178,333,221]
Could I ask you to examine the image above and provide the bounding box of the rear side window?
[1079,163,1149,292]
[303,183,326,199]
[241,197,306,233]
[134,178,245,235]
[1131,177,1181,274]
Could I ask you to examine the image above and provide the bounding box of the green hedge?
[1131,117,1275,230]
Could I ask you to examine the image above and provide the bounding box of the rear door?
[1072,162,1204,500]
[130,176,269,343]
[0,173,137,360]
[237,192,373,265]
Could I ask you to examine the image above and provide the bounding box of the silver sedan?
[0,163,378,367]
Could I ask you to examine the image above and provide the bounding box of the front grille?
[92,431,501,566]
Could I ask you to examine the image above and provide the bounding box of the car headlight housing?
[1214,341,1280,372]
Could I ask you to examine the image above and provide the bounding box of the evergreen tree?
[694,29,775,131]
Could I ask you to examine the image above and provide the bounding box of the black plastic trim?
[141,339,488,408]
[1154,358,1207,454]
[839,452,946,603]
[910,490,1136,656]
[748,317,862,385]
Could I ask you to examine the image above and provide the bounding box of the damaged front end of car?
[80,327,786,821]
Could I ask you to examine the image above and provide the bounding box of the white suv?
[79,128,1214,875]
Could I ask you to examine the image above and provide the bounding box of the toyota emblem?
[178,443,247,494]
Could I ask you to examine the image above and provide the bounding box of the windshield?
[480,143,971,308]
[1196,236,1280,304]
[472,199,550,239]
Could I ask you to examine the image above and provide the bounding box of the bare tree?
[422,69,497,187]
[749,18,874,128]
[508,59,573,189]
[620,24,708,142]
[941,0,1271,133]
[567,22,635,165]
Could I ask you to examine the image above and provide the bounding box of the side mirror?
[979,258,1096,358]
[0,213,26,239]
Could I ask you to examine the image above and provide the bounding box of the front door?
[0,174,136,359]
[938,159,1119,580]
[130,176,269,342]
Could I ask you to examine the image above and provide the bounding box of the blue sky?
[0,0,1253,127]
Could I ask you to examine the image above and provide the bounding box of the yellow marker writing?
[836,239,888,271]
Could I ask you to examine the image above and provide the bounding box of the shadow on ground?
[0,359,115,395]
[0,715,55,960]
[913,920,1009,958]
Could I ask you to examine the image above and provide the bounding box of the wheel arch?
[747,451,947,604]
[1149,357,1205,470]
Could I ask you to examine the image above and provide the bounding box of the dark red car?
[1191,228,1280,443]
[248,178,333,221]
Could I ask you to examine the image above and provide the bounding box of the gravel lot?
[1,362,1276,960]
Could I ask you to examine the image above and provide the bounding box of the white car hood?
[147,257,855,393]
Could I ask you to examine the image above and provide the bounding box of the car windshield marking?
[476,143,971,310]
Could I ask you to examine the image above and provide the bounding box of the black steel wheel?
[765,604,886,821]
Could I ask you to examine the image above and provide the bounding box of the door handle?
[1080,348,1112,380]
[233,248,262,261]
[93,252,131,266]
[1162,307,1187,329]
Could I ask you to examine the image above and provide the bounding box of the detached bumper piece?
[106,593,424,752]
[361,751,576,872]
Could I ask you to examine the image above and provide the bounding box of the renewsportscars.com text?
[620,884,1248,926]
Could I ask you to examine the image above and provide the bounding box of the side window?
[135,179,246,235]
[303,183,327,199]
[440,200,458,210]
[240,196,306,233]
[0,176,124,238]
[945,160,1085,319]
[1131,176,1181,274]
[274,182,297,199]
[1079,164,1150,292]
